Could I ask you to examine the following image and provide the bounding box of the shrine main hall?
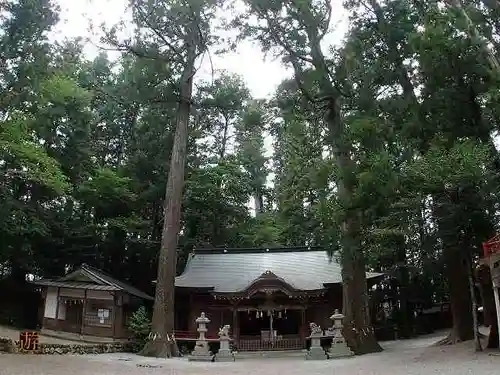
[172,246,382,351]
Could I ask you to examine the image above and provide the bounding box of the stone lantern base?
[305,346,328,360]
[326,339,354,359]
[188,341,213,362]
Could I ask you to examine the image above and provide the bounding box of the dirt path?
[2,331,500,375]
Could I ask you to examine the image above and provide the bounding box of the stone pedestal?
[326,310,353,359]
[305,323,327,360]
[190,341,212,362]
[215,325,235,362]
[189,312,213,362]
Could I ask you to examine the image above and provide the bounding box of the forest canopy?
[1,0,500,356]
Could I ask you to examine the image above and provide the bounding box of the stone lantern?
[326,309,353,359]
[196,312,210,341]
[189,312,213,362]
[330,310,345,340]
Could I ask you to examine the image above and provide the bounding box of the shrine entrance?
[236,306,304,351]
[225,280,309,351]
[238,308,301,336]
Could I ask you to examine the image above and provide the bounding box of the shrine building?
[173,246,383,351]
[33,264,153,341]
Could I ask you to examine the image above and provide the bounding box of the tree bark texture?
[306,21,381,354]
[341,220,382,354]
[468,260,482,351]
[477,264,499,348]
[439,247,474,344]
[324,98,381,354]
[266,1,381,354]
[141,40,197,358]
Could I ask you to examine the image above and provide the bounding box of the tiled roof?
[175,247,383,292]
[78,264,154,300]
[33,280,120,291]
[33,264,153,300]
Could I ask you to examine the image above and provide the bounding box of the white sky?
[52,0,348,99]
[48,1,500,211]
[50,0,349,215]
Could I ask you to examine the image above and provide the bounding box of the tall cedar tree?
[234,0,382,354]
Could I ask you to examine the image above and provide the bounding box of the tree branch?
[132,3,184,59]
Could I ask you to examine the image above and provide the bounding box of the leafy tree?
[234,0,382,353]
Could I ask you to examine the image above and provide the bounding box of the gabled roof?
[33,264,153,301]
[175,247,383,293]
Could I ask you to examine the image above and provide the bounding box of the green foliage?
[0,117,69,194]
[2,0,500,344]
[126,306,151,352]
[407,140,491,192]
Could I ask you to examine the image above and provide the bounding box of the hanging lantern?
[278,311,282,319]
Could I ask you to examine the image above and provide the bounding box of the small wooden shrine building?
[173,246,382,351]
[33,264,153,340]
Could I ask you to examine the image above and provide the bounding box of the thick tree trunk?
[477,264,499,348]
[438,247,474,344]
[141,41,196,358]
[468,260,482,351]
[396,244,413,339]
[277,2,381,354]
[325,99,381,354]
[341,221,382,354]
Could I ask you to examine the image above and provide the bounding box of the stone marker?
[305,322,327,360]
[326,309,354,359]
[215,324,235,362]
[189,312,213,362]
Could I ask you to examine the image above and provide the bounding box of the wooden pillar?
[81,289,87,335]
[55,287,60,320]
[188,292,194,332]
[111,293,117,340]
[300,306,306,347]
[232,307,239,345]
[39,288,47,329]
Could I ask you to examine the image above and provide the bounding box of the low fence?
[237,336,304,351]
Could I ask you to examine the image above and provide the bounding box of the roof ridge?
[194,246,324,254]
[80,264,153,300]
[81,264,117,287]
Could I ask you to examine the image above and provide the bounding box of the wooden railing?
[172,331,304,351]
[173,330,219,340]
[237,335,304,351]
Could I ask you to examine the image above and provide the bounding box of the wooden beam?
[81,289,87,335]
[55,287,60,320]
[235,304,306,312]
[232,307,239,345]
[111,292,117,340]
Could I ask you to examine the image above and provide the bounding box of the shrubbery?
[126,306,151,352]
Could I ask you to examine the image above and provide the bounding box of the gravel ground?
[1,332,500,375]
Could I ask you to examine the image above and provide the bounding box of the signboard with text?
[18,331,40,352]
